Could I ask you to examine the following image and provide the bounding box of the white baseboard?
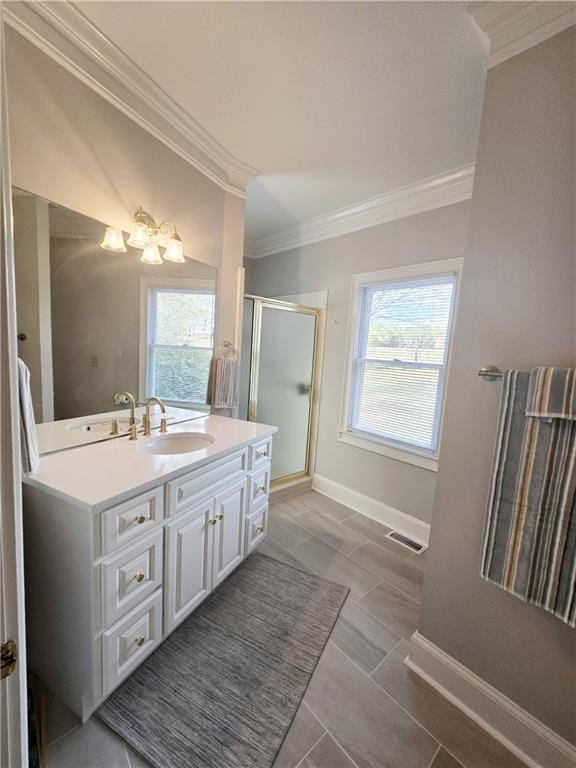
[311,473,430,546]
[406,632,576,768]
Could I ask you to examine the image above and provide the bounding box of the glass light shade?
[127,221,151,249]
[141,242,163,265]
[100,226,126,252]
[163,236,185,263]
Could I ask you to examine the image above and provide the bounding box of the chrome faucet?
[113,391,138,440]
[143,396,168,436]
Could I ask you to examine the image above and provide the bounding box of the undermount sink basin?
[138,432,215,456]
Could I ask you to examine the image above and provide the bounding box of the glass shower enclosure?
[239,296,321,485]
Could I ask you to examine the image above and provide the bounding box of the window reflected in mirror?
[12,188,217,451]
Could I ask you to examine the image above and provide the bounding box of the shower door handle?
[297,382,311,396]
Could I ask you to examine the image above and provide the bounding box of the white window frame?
[139,276,216,410]
[339,258,463,472]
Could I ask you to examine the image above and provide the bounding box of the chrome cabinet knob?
[135,635,145,647]
[257,484,266,494]
[135,515,146,525]
[209,518,217,526]
[133,572,145,583]
[256,448,267,459]
[217,513,224,521]
[255,525,265,534]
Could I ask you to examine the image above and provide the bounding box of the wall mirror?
[12,188,217,454]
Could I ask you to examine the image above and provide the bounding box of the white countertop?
[24,416,277,512]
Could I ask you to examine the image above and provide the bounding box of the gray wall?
[419,28,576,742]
[246,201,470,524]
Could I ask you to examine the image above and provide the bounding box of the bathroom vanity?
[22,416,276,721]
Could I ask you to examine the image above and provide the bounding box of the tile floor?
[43,490,526,768]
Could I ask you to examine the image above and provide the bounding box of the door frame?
[244,295,324,486]
[0,6,29,765]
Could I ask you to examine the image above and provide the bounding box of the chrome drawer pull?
[256,448,268,459]
[218,513,224,521]
[133,572,145,583]
[135,635,145,647]
[135,515,146,525]
[209,518,217,526]
[257,484,266,494]
[255,525,265,534]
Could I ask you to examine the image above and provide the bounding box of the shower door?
[244,297,320,483]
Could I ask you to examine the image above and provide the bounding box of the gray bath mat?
[98,552,348,768]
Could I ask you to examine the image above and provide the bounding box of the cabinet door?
[165,499,214,633]
[212,479,247,587]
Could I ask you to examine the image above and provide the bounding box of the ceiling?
[77,2,486,244]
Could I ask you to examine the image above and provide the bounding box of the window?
[342,260,461,470]
[141,278,215,408]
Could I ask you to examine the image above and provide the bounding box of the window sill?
[337,431,438,472]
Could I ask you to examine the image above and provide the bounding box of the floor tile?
[430,748,464,768]
[357,581,421,639]
[304,642,438,768]
[272,496,315,520]
[342,515,414,560]
[125,745,152,768]
[340,514,392,548]
[372,645,528,768]
[349,543,424,602]
[273,702,325,768]
[289,537,380,598]
[48,717,130,768]
[268,510,313,549]
[299,733,357,768]
[330,598,400,674]
[256,536,313,573]
[409,548,428,572]
[297,491,355,522]
[297,509,368,554]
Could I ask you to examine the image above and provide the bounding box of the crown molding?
[469,1,576,69]
[3,1,259,198]
[245,163,475,259]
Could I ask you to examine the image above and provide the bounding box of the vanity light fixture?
[141,242,163,266]
[101,206,187,265]
[163,232,185,263]
[101,226,127,253]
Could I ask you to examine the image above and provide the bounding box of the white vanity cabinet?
[22,434,273,722]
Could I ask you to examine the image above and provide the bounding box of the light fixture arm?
[133,206,158,233]
[158,220,180,240]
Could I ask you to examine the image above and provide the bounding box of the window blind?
[148,288,215,405]
[348,274,456,454]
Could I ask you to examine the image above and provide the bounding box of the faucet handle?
[128,424,138,441]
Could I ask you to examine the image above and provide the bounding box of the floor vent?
[386,531,424,553]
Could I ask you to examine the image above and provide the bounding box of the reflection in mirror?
[12,189,217,453]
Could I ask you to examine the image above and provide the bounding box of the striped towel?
[207,355,238,409]
[481,371,576,627]
[526,366,576,420]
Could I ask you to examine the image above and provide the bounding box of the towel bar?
[478,366,503,380]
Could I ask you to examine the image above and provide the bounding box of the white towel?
[207,355,238,409]
[18,357,40,474]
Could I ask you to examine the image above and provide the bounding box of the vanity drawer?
[249,438,272,470]
[248,464,271,510]
[245,499,268,556]
[167,448,249,517]
[102,589,162,696]
[101,487,164,555]
[101,529,163,627]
